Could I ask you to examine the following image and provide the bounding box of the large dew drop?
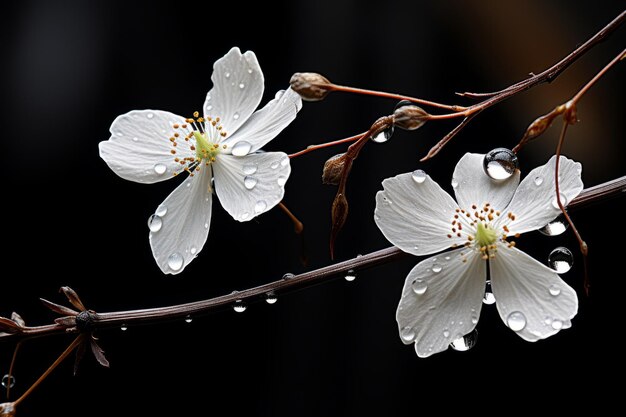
[548,246,573,273]
[370,126,394,143]
[167,253,184,271]
[400,326,416,342]
[411,169,427,184]
[483,148,518,181]
[147,214,163,232]
[507,311,527,332]
[411,279,428,295]
[154,164,167,175]
[232,141,252,156]
[450,329,478,352]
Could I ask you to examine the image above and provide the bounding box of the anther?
[193,111,199,117]
[173,123,179,129]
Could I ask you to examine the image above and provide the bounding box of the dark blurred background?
[1,1,624,415]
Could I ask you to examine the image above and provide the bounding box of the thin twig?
[289,133,365,159]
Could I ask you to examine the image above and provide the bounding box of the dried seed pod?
[290,72,332,102]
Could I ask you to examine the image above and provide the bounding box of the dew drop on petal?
[344,269,356,282]
[549,284,561,296]
[280,155,289,167]
[450,329,478,352]
[132,137,139,142]
[534,176,544,186]
[551,319,563,330]
[539,213,569,236]
[241,212,250,220]
[1,375,15,389]
[270,161,280,169]
[370,126,394,143]
[451,178,459,188]
[431,264,442,274]
[206,105,213,112]
[147,112,154,119]
[254,200,267,213]
[167,253,184,271]
[411,169,427,184]
[471,314,479,325]
[483,148,519,180]
[443,329,450,338]
[411,279,428,295]
[265,292,278,304]
[551,193,568,209]
[243,163,257,175]
[400,326,416,342]
[204,222,209,229]
[548,247,573,273]
[507,311,527,331]
[247,68,253,74]
[277,176,287,186]
[147,214,163,232]
[225,71,231,78]
[232,141,252,156]
[239,83,245,89]
[154,164,167,175]
[233,112,240,120]
[190,246,198,255]
[244,176,257,190]
[233,300,247,313]
[155,205,168,217]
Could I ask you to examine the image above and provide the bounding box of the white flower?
[375,153,583,357]
[99,47,302,274]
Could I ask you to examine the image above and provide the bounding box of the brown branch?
[0,178,624,342]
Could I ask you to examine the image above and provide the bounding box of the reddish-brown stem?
[0,179,622,342]
[278,202,303,234]
[13,336,82,407]
[421,111,482,161]
[5,342,20,399]
[571,47,626,104]
[289,133,365,159]
[328,84,467,112]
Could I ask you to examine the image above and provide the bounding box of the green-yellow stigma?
[475,222,497,247]
[193,131,221,162]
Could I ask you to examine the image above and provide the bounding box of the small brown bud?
[290,72,332,102]
[322,153,347,185]
[330,191,349,259]
[392,102,429,130]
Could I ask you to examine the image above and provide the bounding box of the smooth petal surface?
[452,153,520,212]
[99,110,187,183]
[396,248,486,358]
[375,172,464,256]
[149,166,213,274]
[495,156,583,235]
[203,47,264,135]
[490,245,578,342]
[213,152,290,222]
[222,88,302,153]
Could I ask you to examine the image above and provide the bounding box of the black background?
[1,1,625,415]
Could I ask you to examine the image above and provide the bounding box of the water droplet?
[483,148,519,180]
[539,213,569,236]
[411,279,428,295]
[483,281,495,305]
[233,112,240,120]
[233,300,247,313]
[239,82,245,89]
[534,176,544,186]
[277,176,287,186]
[155,205,168,217]
[167,252,184,271]
[471,314,479,325]
[254,200,267,213]
[185,315,193,323]
[2,374,15,389]
[551,319,563,330]
[548,284,561,296]
[548,247,573,273]
[147,214,163,232]
[443,329,450,338]
[232,141,252,156]
[411,169,427,184]
[132,137,139,142]
[241,212,250,220]
[120,324,128,331]
[431,264,442,274]
[270,161,279,169]
[282,272,295,280]
[244,176,258,190]
[451,178,459,188]
[370,126,394,143]
[154,163,167,175]
[225,71,231,78]
[206,104,213,112]
[507,311,527,331]
[265,292,278,304]
[243,163,257,175]
[450,329,478,352]
[400,326,416,342]
[344,269,356,282]
[247,68,253,74]
[147,112,154,119]
[551,193,568,209]
[204,222,209,229]
[280,155,289,167]
[190,246,197,255]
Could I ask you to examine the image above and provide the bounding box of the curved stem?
[289,133,365,159]
[1,178,624,342]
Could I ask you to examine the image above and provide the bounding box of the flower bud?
[322,153,347,185]
[392,102,429,130]
[290,72,332,102]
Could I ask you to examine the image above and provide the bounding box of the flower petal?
[452,153,520,212]
[222,88,302,153]
[99,110,188,183]
[149,166,213,275]
[374,171,464,256]
[495,155,583,235]
[203,47,264,135]
[396,248,486,358]
[490,245,578,342]
[213,152,290,222]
